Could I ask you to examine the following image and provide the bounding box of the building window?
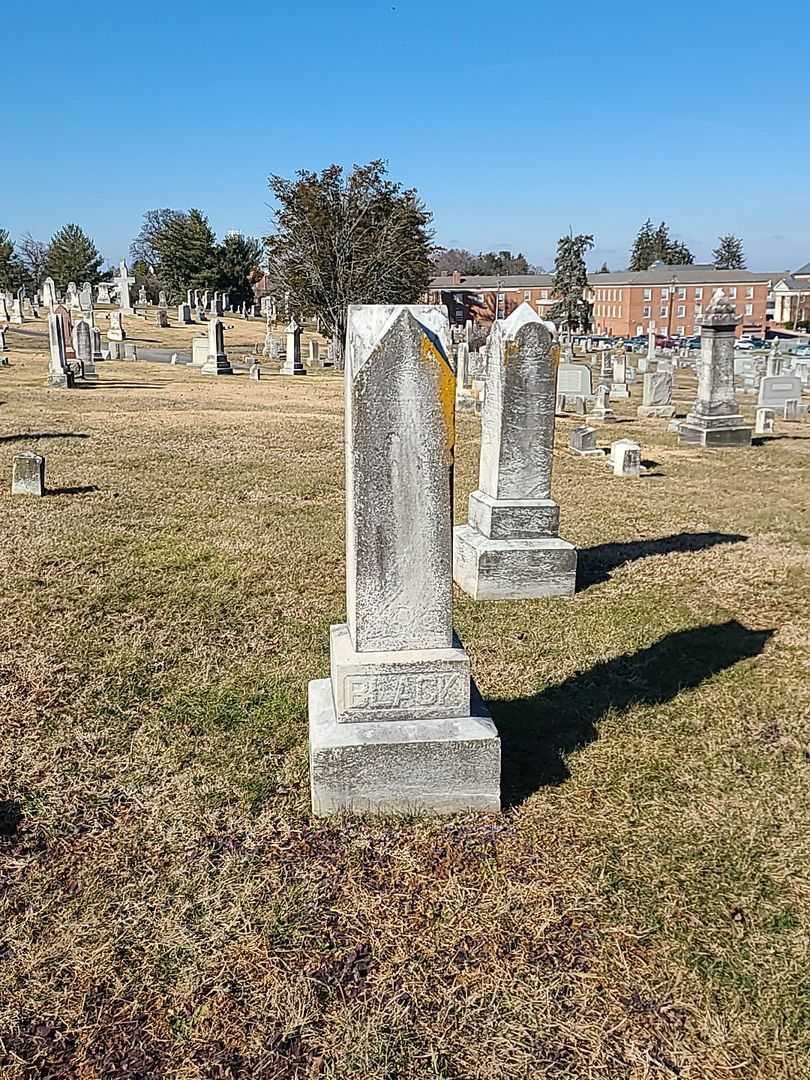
[695,287,703,299]
[677,304,686,317]
[694,304,702,315]
[693,325,700,334]
[643,288,652,300]
[523,290,531,301]
[678,287,686,299]
[729,287,737,298]
[659,305,668,317]
[618,289,623,301]
[661,287,669,297]
[541,290,548,300]
[745,303,753,316]
[643,305,651,317]
[618,306,622,317]
[677,325,685,335]
[746,287,754,299]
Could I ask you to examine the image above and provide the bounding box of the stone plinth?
[308,304,499,815]
[453,303,576,601]
[12,451,45,496]
[309,679,499,816]
[200,319,233,375]
[281,318,306,374]
[678,291,751,448]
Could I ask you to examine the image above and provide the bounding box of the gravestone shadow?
[577,531,747,590]
[752,435,810,446]
[490,620,773,808]
[0,432,90,444]
[47,484,98,496]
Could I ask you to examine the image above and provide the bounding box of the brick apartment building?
[427,263,810,337]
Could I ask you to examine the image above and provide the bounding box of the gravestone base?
[637,405,675,418]
[569,444,604,457]
[610,383,630,399]
[47,371,74,389]
[329,623,470,724]
[590,408,617,423]
[453,526,577,600]
[280,359,306,376]
[467,490,560,539]
[678,415,752,447]
[308,677,500,816]
[200,353,234,376]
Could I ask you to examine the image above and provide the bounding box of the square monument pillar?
[308,304,500,816]
[678,291,751,447]
[454,303,577,600]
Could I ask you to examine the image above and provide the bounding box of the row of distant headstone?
[454,290,809,454]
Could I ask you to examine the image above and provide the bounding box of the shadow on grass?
[48,485,98,496]
[0,800,22,836]
[577,531,747,590]
[491,620,773,808]
[0,432,90,443]
[752,435,810,446]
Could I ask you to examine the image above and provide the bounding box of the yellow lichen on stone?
[421,333,455,456]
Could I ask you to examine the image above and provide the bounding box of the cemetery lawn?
[1,344,809,1079]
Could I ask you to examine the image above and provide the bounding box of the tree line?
[0,160,749,347]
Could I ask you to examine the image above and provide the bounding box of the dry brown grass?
[0,348,808,1079]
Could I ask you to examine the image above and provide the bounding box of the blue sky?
[2,0,807,273]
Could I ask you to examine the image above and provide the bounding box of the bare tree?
[17,232,49,290]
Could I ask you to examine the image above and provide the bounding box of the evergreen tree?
[45,224,103,287]
[712,234,746,270]
[0,228,24,291]
[548,233,594,332]
[629,219,693,269]
[130,207,219,300]
[216,232,262,308]
[474,250,530,275]
[629,219,656,271]
[266,160,434,368]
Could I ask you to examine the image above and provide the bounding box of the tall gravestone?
[200,318,233,375]
[178,303,193,325]
[308,304,500,815]
[53,304,76,359]
[638,371,675,418]
[47,313,74,389]
[108,310,125,342]
[0,296,8,321]
[96,282,112,304]
[73,319,97,378]
[114,259,135,314]
[678,291,752,447]
[281,318,306,374]
[454,303,577,600]
[42,277,57,308]
[79,282,92,310]
[10,299,24,324]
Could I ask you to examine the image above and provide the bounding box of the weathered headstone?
[0,296,8,321]
[114,259,135,314]
[758,371,802,410]
[454,303,577,600]
[281,318,305,375]
[192,336,209,366]
[107,310,125,342]
[556,361,592,398]
[66,281,80,310]
[53,304,76,359]
[200,318,233,375]
[79,282,92,310]
[783,399,808,422]
[137,285,148,306]
[0,328,6,351]
[47,313,74,388]
[638,371,675,418]
[569,424,603,457]
[754,407,775,435]
[610,353,630,398]
[679,291,752,447]
[249,360,261,381]
[308,304,500,815]
[42,277,57,308]
[12,451,46,496]
[91,326,103,361]
[611,439,641,478]
[308,339,320,366]
[73,319,97,378]
[155,308,169,328]
[591,383,616,422]
[10,299,24,324]
[178,303,192,324]
[96,282,112,304]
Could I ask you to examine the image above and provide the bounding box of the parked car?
[734,339,755,350]
[682,336,702,350]
[790,344,810,358]
[746,337,768,349]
